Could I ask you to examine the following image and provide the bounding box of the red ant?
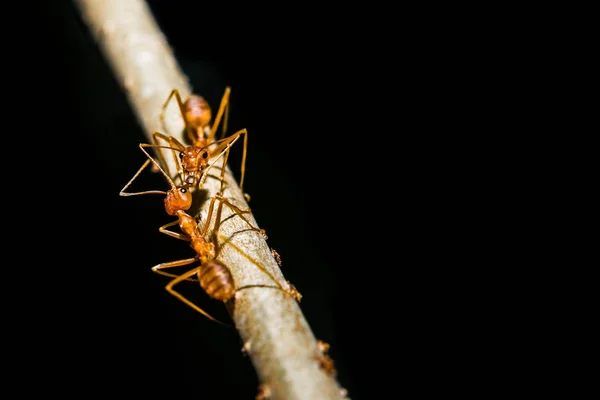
[120,142,300,322]
[152,87,250,199]
[316,339,337,378]
[160,87,229,148]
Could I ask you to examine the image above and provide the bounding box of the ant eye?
[202,152,208,159]
[179,188,187,193]
[179,153,184,159]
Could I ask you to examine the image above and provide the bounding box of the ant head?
[163,185,192,216]
[180,146,210,172]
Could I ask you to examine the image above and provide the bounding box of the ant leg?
[198,134,239,189]
[222,97,230,140]
[207,86,231,143]
[160,89,187,138]
[121,141,185,196]
[158,220,192,241]
[164,265,228,324]
[151,132,170,175]
[233,282,301,302]
[151,257,198,284]
[200,192,224,238]
[207,129,249,199]
[151,256,196,276]
[168,137,186,185]
[213,194,266,238]
[200,148,244,238]
[201,147,262,239]
[119,158,168,197]
[215,235,301,302]
[151,132,184,181]
[137,143,180,190]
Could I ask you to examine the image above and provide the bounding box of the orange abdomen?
[184,95,211,129]
[200,260,235,301]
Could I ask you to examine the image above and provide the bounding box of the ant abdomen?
[200,260,235,301]
[184,95,211,137]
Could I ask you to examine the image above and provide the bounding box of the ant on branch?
[120,142,300,323]
[152,86,250,200]
[316,339,337,377]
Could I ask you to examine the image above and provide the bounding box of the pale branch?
[73,0,345,399]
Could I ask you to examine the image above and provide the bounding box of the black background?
[18,1,479,398]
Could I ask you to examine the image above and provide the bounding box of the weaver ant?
[153,87,249,199]
[316,339,337,378]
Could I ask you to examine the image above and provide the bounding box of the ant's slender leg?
[207,129,249,199]
[199,146,254,236]
[207,86,231,143]
[160,89,188,140]
[119,158,167,197]
[121,141,181,196]
[232,282,302,302]
[137,143,180,190]
[163,265,228,325]
[198,134,239,189]
[222,98,230,140]
[213,195,265,238]
[216,234,302,303]
[151,131,184,182]
[149,256,193,280]
[158,220,191,241]
[151,256,196,274]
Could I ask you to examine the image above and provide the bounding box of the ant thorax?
[191,237,216,261]
[188,132,208,148]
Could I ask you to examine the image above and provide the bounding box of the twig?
[73,0,345,399]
